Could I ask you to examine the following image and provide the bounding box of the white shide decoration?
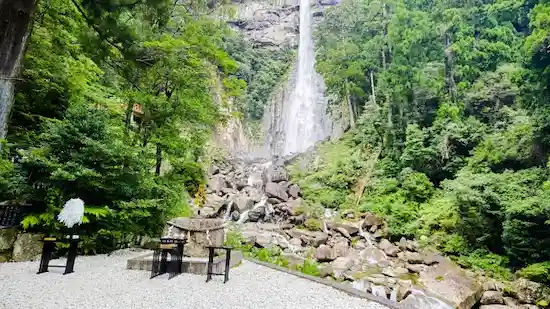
[57,198,85,229]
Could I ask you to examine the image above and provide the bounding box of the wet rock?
[248,205,266,222]
[234,195,254,212]
[315,244,336,262]
[12,233,42,262]
[288,184,301,198]
[265,182,289,202]
[230,210,240,221]
[481,291,505,305]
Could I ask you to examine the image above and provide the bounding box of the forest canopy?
[286,0,550,281]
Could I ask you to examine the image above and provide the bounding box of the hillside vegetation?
[289,0,550,282]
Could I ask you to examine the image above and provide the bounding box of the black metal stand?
[37,237,80,275]
[206,246,233,283]
[150,238,185,280]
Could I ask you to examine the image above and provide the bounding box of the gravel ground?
[0,250,388,309]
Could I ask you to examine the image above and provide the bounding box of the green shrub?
[455,249,512,280]
[304,218,322,231]
[519,262,550,284]
[296,259,321,277]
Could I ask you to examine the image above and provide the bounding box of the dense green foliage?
[224,34,294,120]
[0,0,245,253]
[288,0,550,282]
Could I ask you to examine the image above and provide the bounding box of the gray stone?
[405,251,423,264]
[336,227,352,239]
[0,227,17,251]
[503,297,519,307]
[398,237,408,251]
[230,210,240,221]
[331,256,353,279]
[479,306,515,309]
[315,244,336,262]
[234,195,254,212]
[363,212,384,228]
[12,233,42,262]
[481,291,505,305]
[208,175,227,192]
[248,205,266,222]
[326,221,359,235]
[281,252,305,267]
[518,305,540,309]
[406,263,425,273]
[359,247,387,265]
[332,241,349,258]
[289,238,302,247]
[265,182,289,202]
[423,252,443,265]
[511,278,550,305]
[418,258,483,309]
[407,240,419,252]
[365,275,387,285]
[288,184,301,198]
[267,197,281,204]
[320,265,333,278]
[379,239,400,257]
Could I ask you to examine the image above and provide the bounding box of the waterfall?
[280,0,331,156]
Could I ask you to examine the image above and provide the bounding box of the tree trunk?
[155,143,162,176]
[370,70,377,106]
[0,0,37,141]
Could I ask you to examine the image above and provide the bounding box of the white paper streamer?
[57,198,85,228]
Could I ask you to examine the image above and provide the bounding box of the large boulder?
[248,205,266,222]
[359,247,387,266]
[288,184,301,198]
[315,244,336,262]
[480,291,505,305]
[234,195,255,213]
[511,278,550,305]
[0,228,17,251]
[331,256,354,279]
[326,221,359,235]
[378,238,400,257]
[417,258,483,309]
[12,233,42,262]
[208,175,227,193]
[265,182,289,202]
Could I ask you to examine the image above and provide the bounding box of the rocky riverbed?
[192,157,550,309]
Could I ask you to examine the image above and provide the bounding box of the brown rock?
[12,233,42,262]
[406,263,425,273]
[406,240,419,252]
[0,228,17,251]
[331,257,354,279]
[326,221,359,235]
[360,247,387,266]
[363,212,384,228]
[336,227,352,239]
[423,252,443,265]
[320,265,333,278]
[481,291,505,305]
[511,278,550,305]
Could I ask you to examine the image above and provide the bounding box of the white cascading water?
[281,0,330,156]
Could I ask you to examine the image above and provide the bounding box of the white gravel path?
[0,250,388,309]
